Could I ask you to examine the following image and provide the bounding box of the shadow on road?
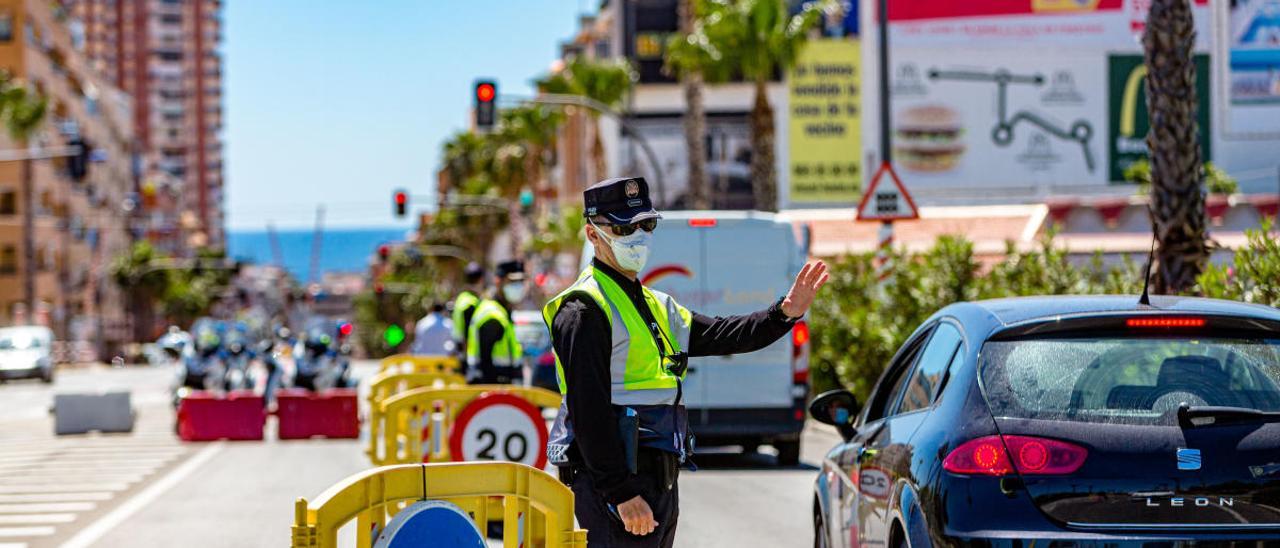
[688,448,818,471]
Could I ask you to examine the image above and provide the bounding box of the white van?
[583,210,811,465]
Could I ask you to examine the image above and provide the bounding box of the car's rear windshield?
[980,336,1280,425]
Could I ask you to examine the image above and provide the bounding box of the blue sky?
[224,1,587,231]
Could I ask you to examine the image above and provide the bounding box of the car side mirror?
[809,389,860,442]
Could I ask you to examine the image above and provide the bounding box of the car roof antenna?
[1138,235,1156,306]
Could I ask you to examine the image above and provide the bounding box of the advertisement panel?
[1224,0,1280,134]
[1107,54,1212,182]
[886,0,1211,50]
[789,39,862,204]
[887,48,1107,187]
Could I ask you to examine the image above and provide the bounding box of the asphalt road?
[0,361,837,547]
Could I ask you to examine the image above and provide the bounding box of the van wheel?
[40,367,54,384]
[776,441,801,466]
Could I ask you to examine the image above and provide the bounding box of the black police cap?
[583,177,662,224]
[495,260,525,280]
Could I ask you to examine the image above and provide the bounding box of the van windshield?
[980,336,1280,426]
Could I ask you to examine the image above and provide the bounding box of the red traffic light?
[393,189,408,217]
[377,244,390,260]
[338,322,353,337]
[476,83,495,103]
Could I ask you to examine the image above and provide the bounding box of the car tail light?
[791,321,809,384]
[687,218,717,227]
[943,435,1087,476]
[1126,317,1206,328]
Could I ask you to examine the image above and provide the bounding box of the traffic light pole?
[504,93,668,207]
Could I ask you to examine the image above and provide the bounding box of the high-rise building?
[69,0,223,251]
[0,0,137,355]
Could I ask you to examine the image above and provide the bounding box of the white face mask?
[592,221,652,272]
[502,282,527,304]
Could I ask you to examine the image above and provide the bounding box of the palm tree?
[667,0,826,212]
[1143,0,1208,294]
[537,57,636,183]
[0,75,48,317]
[674,0,709,209]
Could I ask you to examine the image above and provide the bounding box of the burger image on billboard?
[895,105,966,172]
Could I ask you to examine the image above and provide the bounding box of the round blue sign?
[373,500,485,548]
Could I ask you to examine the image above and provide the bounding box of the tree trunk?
[591,116,607,183]
[1143,0,1207,294]
[749,79,778,212]
[21,156,35,318]
[680,0,709,210]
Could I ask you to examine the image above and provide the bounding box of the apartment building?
[70,0,223,251]
[0,0,136,354]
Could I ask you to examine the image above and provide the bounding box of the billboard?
[1223,0,1280,135]
[887,48,1107,187]
[1107,54,1212,182]
[789,39,862,204]
[859,0,1220,191]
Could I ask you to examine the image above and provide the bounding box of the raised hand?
[781,260,830,319]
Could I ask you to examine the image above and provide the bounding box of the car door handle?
[686,366,697,374]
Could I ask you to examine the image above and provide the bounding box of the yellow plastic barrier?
[377,354,460,375]
[364,370,468,464]
[371,385,562,466]
[291,462,587,548]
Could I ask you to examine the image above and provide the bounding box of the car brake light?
[791,321,809,384]
[943,435,1086,476]
[1126,317,1206,328]
[687,218,717,227]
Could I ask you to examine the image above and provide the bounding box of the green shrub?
[1198,219,1280,306]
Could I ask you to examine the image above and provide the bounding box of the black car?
[810,296,1280,547]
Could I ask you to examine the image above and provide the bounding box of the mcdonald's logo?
[1119,64,1148,138]
[1107,54,1212,182]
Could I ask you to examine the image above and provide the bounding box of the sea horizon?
[227,227,412,282]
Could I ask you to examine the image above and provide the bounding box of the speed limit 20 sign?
[448,392,549,469]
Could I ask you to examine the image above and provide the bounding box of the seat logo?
[1177,448,1201,471]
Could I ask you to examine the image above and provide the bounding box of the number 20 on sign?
[448,392,550,469]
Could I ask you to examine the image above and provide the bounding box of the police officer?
[451,262,486,357]
[466,260,526,384]
[543,177,828,547]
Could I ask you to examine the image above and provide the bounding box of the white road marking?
[0,504,95,514]
[59,442,223,548]
[0,543,26,548]
[0,494,113,504]
[0,484,129,494]
[0,514,76,525]
[0,526,55,537]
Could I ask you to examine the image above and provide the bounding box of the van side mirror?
[809,389,859,442]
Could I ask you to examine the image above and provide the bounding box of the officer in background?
[466,260,526,384]
[543,177,828,547]
[452,262,486,353]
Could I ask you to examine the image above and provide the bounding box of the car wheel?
[40,366,54,384]
[776,440,801,466]
[813,502,828,548]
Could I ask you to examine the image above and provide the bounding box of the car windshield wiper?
[1177,403,1280,428]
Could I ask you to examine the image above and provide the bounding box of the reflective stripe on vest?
[466,299,523,367]
[451,291,480,341]
[541,267,692,403]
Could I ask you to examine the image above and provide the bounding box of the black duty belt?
[558,449,679,491]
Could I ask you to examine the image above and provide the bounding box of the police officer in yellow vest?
[466,260,526,384]
[451,262,486,359]
[544,177,828,547]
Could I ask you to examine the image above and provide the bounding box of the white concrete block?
[53,392,135,435]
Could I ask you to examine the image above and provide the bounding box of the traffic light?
[474,80,497,130]
[68,137,90,181]
[377,244,390,262]
[393,189,408,217]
